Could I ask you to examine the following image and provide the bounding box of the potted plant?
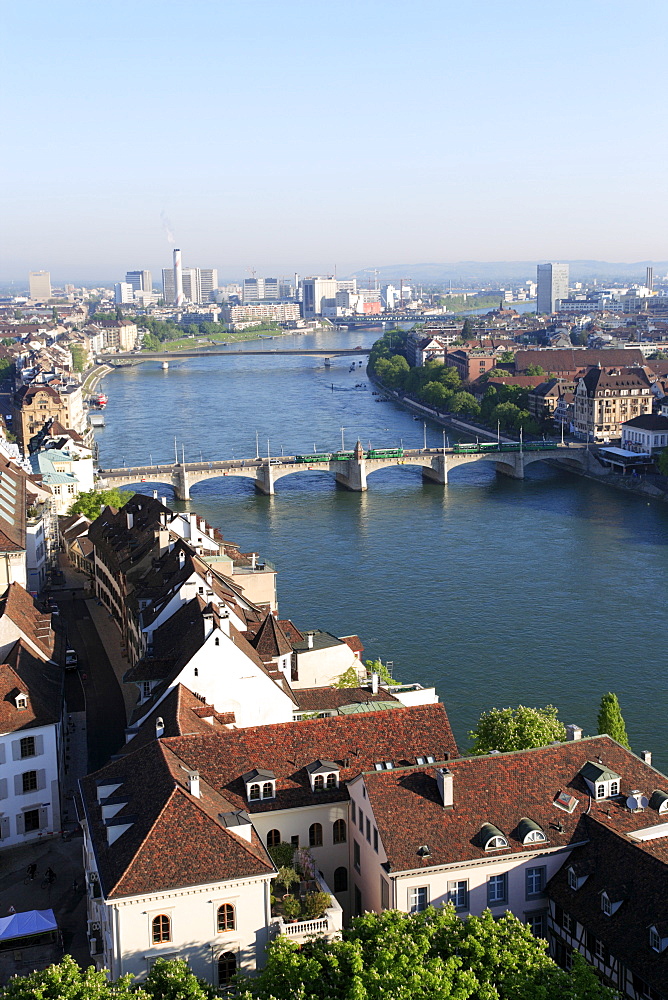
[301,891,331,919]
[276,865,299,898]
[282,895,301,923]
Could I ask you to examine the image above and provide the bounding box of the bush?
[301,891,331,918]
[267,841,296,869]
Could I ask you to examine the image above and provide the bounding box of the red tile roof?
[0,583,55,659]
[0,640,62,732]
[164,703,458,813]
[250,613,293,660]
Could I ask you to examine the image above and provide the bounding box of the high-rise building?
[181,268,201,304]
[199,269,218,303]
[114,282,135,305]
[125,270,152,293]
[162,268,175,303]
[29,270,51,301]
[646,266,654,292]
[302,277,338,318]
[536,263,569,314]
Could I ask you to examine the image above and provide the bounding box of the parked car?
[64,649,78,670]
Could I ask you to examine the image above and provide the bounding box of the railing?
[280,917,329,937]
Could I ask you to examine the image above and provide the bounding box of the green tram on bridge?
[452,442,558,454]
[294,448,405,464]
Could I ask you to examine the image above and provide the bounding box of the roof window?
[600,890,623,916]
[649,925,668,953]
[480,823,509,851]
[649,790,668,815]
[242,768,276,802]
[306,760,339,792]
[374,761,394,770]
[14,692,28,711]
[518,817,547,845]
[554,790,579,814]
[579,761,622,800]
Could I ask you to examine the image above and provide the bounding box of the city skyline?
[3,0,668,281]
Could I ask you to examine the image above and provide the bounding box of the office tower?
[114,282,134,305]
[647,266,654,292]
[162,268,175,303]
[199,268,218,302]
[181,268,201,304]
[302,277,338,317]
[125,270,152,293]
[536,263,569,314]
[243,278,263,302]
[263,277,279,299]
[173,248,184,307]
[29,270,51,300]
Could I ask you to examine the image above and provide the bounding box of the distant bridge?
[96,347,371,367]
[98,443,590,500]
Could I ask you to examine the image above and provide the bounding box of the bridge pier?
[495,454,524,479]
[173,467,191,500]
[254,462,275,496]
[422,454,448,485]
[335,457,368,492]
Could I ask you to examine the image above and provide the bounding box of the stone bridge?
[98,443,590,500]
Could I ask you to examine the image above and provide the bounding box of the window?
[22,771,37,793]
[334,866,348,892]
[562,911,573,933]
[568,868,578,890]
[262,782,274,799]
[409,886,429,913]
[526,866,546,898]
[309,822,323,847]
[365,818,371,843]
[291,835,299,848]
[609,780,619,796]
[596,783,605,799]
[487,874,507,906]
[266,829,280,848]
[249,784,260,801]
[217,904,235,932]
[152,914,171,944]
[313,775,325,792]
[601,895,612,916]
[217,952,236,987]
[214,637,220,646]
[333,818,347,844]
[358,809,364,832]
[373,827,378,853]
[20,737,36,759]
[595,939,606,961]
[650,927,661,952]
[525,911,546,938]
[448,880,468,911]
[326,772,337,789]
[381,877,390,909]
[353,840,360,872]
[24,809,40,832]
[142,681,151,699]
[351,801,356,824]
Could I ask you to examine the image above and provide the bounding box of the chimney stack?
[186,770,200,798]
[306,632,314,649]
[126,511,134,530]
[641,750,652,766]
[566,724,583,741]
[155,716,164,739]
[436,767,454,809]
[173,248,184,307]
[371,672,379,695]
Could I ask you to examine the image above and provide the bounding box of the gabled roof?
[362,736,668,874]
[164,703,458,813]
[295,686,400,713]
[123,685,235,754]
[0,640,61,733]
[548,817,668,995]
[80,740,274,899]
[0,583,55,659]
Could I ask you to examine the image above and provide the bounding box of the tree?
[469,704,567,754]
[364,658,396,685]
[238,906,616,1000]
[68,488,132,520]
[70,345,86,372]
[498,350,515,363]
[461,317,475,340]
[334,665,360,688]
[141,957,214,1000]
[0,953,145,999]
[448,391,480,417]
[597,692,630,749]
[658,447,668,477]
[524,364,547,376]
[142,332,160,351]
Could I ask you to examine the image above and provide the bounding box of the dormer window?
[481,823,509,851]
[306,760,340,792]
[580,762,622,801]
[518,818,547,846]
[15,693,28,711]
[649,925,668,953]
[568,868,577,890]
[243,768,276,802]
[600,891,622,917]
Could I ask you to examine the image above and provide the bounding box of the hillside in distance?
[351,260,668,286]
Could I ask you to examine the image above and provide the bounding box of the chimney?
[174,248,184,307]
[218,606,230,636]
[641,750,652,766]
[178,549,186,568]
[186,770,200,798]
[436,768,453,809]
[153,490,158,499]
[203,610,214,637]
[371,672,379,695]
[566,724,583,741]
[126,511,133,530]
[306,632,314,649]
[251,552,257,570]
[161,496,167,507]
[155,716,164,739]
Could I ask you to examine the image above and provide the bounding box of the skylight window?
[554,791,579,814]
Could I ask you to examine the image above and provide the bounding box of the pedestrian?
[7,906,15,914]
[26,863,37,880]
[44,867,56,884]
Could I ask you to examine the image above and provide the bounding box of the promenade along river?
[96,329,668,766]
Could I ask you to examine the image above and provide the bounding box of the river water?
[95,329,668,766]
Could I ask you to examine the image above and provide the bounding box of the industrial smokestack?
[173,248,184,307]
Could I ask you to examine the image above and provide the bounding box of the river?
[94,328,668,766]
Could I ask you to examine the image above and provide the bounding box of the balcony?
[270,871,342,945]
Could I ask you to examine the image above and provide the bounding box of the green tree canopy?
[469,704,567,754]
[448,391,480,417]
[70,345,86,372]
[597,692,630,749]
[524,364,547,376]
[141,957,214,1000]
[0,954,145,1000]
[68,488,132,520]
[237,906,615,1000]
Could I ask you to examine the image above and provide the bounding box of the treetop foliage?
[469,704,567,754]
[597,692,630,750]
[68,488,132,520]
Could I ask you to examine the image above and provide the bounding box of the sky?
[3,0,668,283]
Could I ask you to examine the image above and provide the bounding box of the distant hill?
[350,260,668,286]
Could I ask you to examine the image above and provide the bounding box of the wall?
[291,642,363,689]
[0,722,61,849]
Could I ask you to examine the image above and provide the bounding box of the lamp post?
[255,430,259,460]
[340,427,345,452]
[423,422,427,450]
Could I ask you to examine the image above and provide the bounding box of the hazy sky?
[3,0,668,283]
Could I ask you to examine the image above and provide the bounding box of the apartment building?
[573,367,653,442]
